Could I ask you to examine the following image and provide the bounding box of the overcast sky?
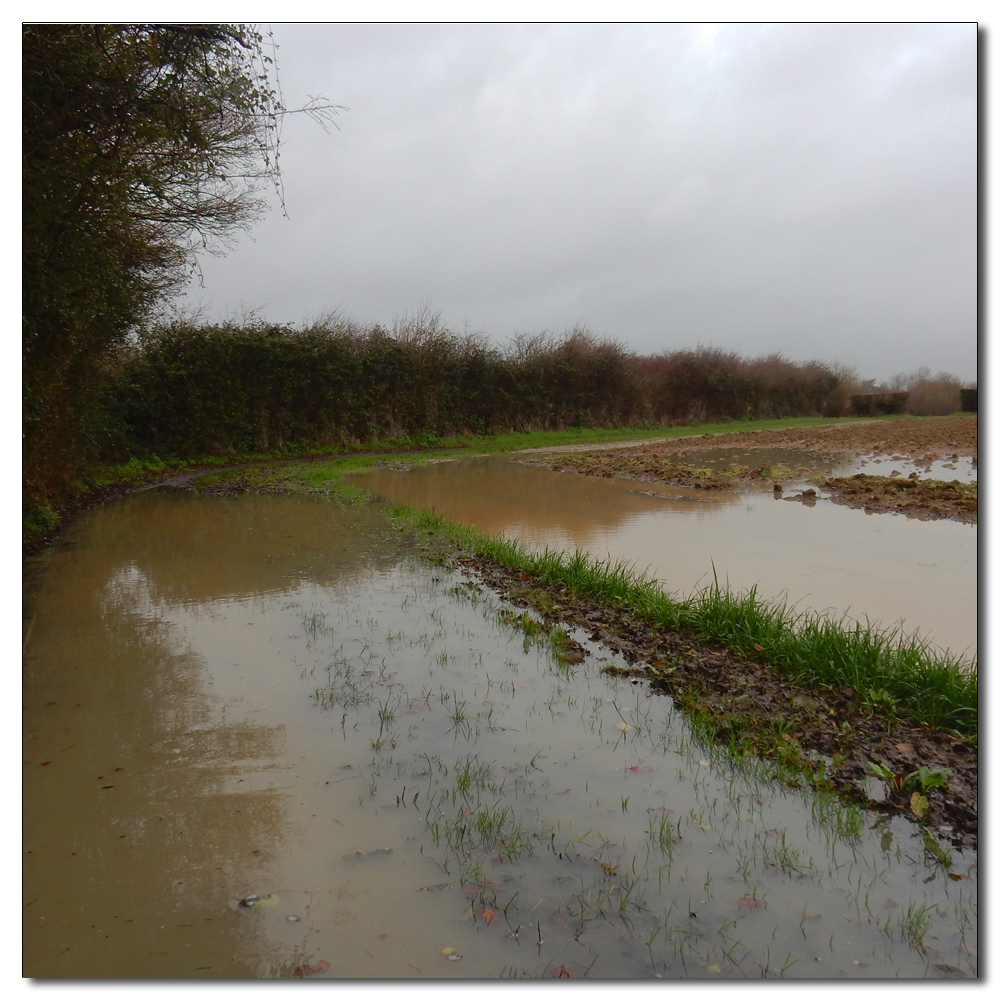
[179,22,978,384]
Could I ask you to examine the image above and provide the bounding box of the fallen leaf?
[551,965,578,978]
[781,734,796,743]
[883,898,899,909]
[707,964,722,974]
[481,908,496,924]
[294,959,330,977]
[376,933,388,940]
[441,946,455,956]
[616,722,632,733]
[698,759,709,766]
[801,912,821,920]
[738,896,761,907]
[948,873,966,881]
[933,964,966,976]
[753,643,765,652]
[627,765,649,773]
[698,823,712,830]
[765,829,779,838]
[893,743,915,752]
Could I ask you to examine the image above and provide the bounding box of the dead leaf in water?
[294,959,330,977]
[737,896,761,907]
[933,964,966,976]
[376,933,389,940]
[765,829,779,838]
[481,908,496,924]
[948,873,967,881]
[551,965,578,978]
[883,899,899,909]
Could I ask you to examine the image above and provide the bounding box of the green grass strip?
[396,507,977,738]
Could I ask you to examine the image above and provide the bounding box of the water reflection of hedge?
[104,319,839,459]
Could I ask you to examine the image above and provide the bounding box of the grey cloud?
[182,22,976,383]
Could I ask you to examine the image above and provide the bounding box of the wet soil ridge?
[819,474,977,524]
[455,551,977,851]
[525,416,977,522]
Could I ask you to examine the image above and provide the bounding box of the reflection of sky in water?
[356,458,976,658]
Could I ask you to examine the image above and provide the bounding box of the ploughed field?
[522,416,977,524]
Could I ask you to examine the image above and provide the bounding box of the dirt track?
[521,415,977,462]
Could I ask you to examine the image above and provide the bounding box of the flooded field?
[354,455,977,659]
[23,491,977,979]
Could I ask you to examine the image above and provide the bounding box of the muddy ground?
[30,416,976,853]
[454,552,977,853]
[816,474,977,523]
[524,416,977,523]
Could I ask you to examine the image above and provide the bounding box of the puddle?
[23,493,976,978]
[354,458,977,658]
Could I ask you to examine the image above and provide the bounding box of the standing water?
[23,491,976,978]
[353,456,976,659]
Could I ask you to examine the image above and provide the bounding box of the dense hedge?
[97,320,839,461]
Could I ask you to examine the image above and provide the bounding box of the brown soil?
[819,474,977,524]
[526,416,977,522]
[453,552,977,852]
[523,415,978,462]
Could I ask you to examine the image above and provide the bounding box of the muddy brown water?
[354,456,976,660]
[23,491,977,978]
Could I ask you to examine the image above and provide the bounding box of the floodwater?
[354,456,977,660]
[23,492,977,979]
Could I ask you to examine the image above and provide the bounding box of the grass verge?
[395,507,976,739]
